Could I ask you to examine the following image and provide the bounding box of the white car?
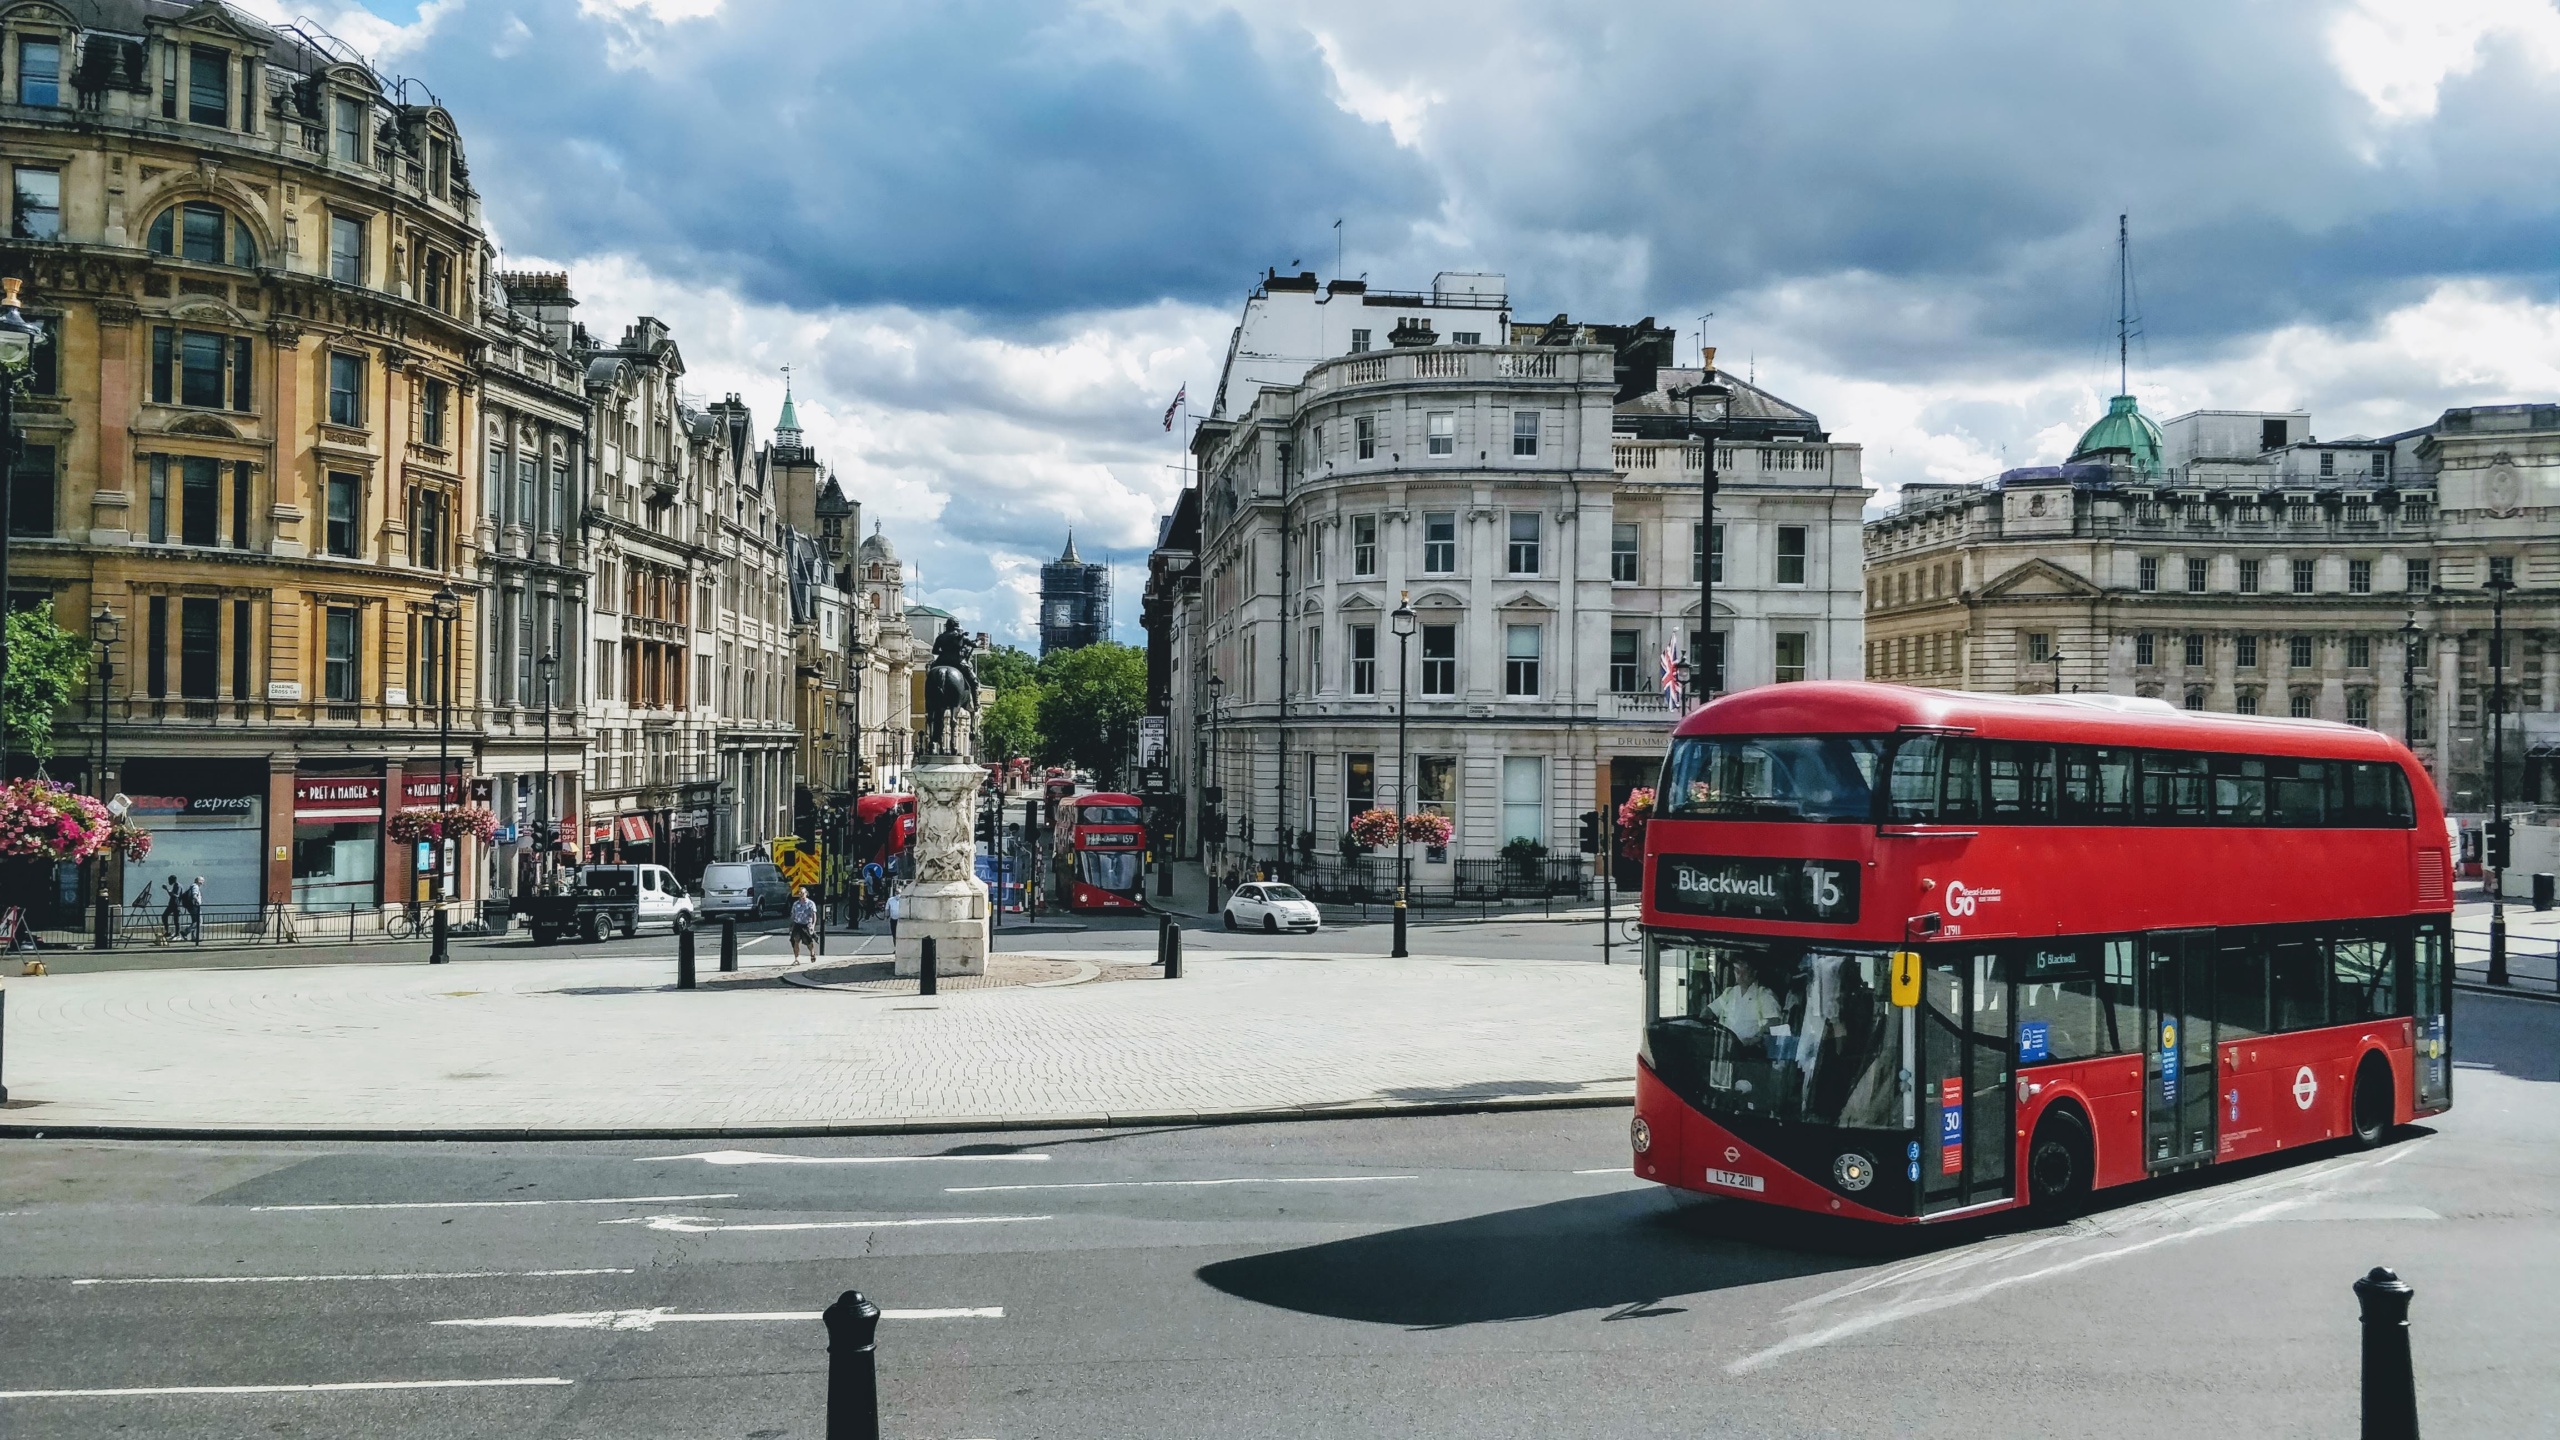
[1224,883,1320,933]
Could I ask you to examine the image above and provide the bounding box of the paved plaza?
[0,945,1635,1136]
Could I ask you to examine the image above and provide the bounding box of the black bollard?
[822,1289,882,1440]
[676,924,696,990]
[1163,919,1182,979]
[719,917,738,973]
[1155,910,1171,968]
[1392,897,1408,959]
[919,935,938,996]
[429,905,449,964]
[2355,1266,2419,1440]
[1,975,10,1104]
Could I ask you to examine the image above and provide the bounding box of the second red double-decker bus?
[1631,681,2452,1223]
[1051,791,1147,912]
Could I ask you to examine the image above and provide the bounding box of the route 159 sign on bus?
[1653,854,1860,925]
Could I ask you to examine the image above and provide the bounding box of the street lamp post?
[88,604,118,951]
[2399,611,2420,750]
[2487,569,2513,986]
[0,279,47,777]
[1684,378,1732,710]
[430,584,461,964]
[1205,672,1225,893]
[536,650,557,895]
[1390,594,1416,959]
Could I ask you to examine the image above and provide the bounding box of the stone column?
[895,757,989,977]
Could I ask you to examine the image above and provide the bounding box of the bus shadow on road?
[1196,1187,1889,1329]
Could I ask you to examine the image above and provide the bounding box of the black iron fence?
[10,901,493,952]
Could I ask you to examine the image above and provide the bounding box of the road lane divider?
[943,1175,1417,1194]
[434,1306,1002,1331]
[74,1268,637,1287]
[599,1213,1051,1234]
[249,1193,736,1213]
[638,1149,1051,1166]
[0,1377,575,1399]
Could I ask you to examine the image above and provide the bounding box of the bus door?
[2142,929,2217,1171]
[2413,919,2450,1112]
[1917,947,2013,1214]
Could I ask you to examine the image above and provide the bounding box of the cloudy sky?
[253,0,2560,643]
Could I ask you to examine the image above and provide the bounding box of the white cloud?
[2327,0,2560,122]
[520,252,1226,642]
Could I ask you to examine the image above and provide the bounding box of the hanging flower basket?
[1616,787,1656,859]
[1401,810,1453,847]
[1347,807,1402,852]
[389,806,500,845]
[108,819,153,862]
[0,779,112,863]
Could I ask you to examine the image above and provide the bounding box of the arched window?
[145,202,257,268]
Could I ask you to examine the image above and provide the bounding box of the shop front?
[293,772,382,912]
[399,772,471,903]
[121,759,268,916]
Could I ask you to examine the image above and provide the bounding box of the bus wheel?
[2026,1107,2091,1212]
[2351,1054,2396,1149]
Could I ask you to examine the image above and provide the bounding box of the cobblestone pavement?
[0,945,1636,1135]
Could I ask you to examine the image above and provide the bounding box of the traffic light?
[975,808,994,845]
[1577,810,1603,855]
[2487,818,2512,870]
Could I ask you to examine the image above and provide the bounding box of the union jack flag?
[1162,384,1187,431]
[1660,644,1683,707]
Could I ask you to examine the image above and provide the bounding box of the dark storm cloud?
[407,1,1433,317]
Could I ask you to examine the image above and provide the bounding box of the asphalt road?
[1,990,2552,1438]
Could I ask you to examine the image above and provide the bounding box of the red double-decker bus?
[1631,681,2453,1223]
[853,794,917,870]
[1051,791,1147,912]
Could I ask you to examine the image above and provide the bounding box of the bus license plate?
[1703,1167,1765,1193]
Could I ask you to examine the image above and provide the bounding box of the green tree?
[3,607,89,763]
[1035,642,1147,786]
[980,679,1046,761]
[974,642,1040,695]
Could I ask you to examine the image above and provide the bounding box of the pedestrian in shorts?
[788,886,817,964]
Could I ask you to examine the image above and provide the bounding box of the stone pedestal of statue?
[894,756,989,977]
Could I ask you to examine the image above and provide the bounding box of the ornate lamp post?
[1205,671,1226,891]
[535,650,557,893]
[2399,610,2420,749]
[429,583,461,964]
[1683,377,1732,710]
[88,604,119,950]
[0,279,46,776]
[2487,568,2513,985]
[1390,593,1417,959]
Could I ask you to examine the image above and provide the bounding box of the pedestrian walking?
[158,875,181,944]
[788,885,817,964]
[183,876,205,944]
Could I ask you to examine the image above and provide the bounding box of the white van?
[700,860,792,919]
[578,864,698,934]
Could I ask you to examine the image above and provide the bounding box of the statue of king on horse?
[923,618,981,756]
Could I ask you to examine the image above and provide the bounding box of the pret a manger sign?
[1652,853,1859,924]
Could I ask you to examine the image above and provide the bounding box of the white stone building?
[1148,276,1868,889]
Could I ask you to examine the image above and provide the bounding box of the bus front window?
[1078,849,1141,893]
[1660,735,1884,822]
[1653,938,1905,1129]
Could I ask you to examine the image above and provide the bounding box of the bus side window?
[2212,756,2268,826]
[2331,934,2393,1022]
[1888,736,1940,822]
[2270,934,2328,1031]
[2215,933,2270,1039]
[2058,746,2130,824]
[1939,739,1982,823]
[2268,759,2327,826]
[2100,938,2138,1052]
[1985,742,2055,823]
[2013,937,2139,1060]
[2139,751,2209,824]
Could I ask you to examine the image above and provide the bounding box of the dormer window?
[146,203,258,268]
[187,46,229,126]
[332,94,367,164]
[17,36,61,107]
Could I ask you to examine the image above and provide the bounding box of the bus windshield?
[1078,849,1141,892]
[1078,804,1142,825]
[1659,735,1885,822]
[1652,937,1906,1130]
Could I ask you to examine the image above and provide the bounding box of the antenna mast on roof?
[2116,213,2130,397]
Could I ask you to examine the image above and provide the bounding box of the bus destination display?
[1651,853,1860,924]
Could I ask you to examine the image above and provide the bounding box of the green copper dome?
[2069,394,2163,476]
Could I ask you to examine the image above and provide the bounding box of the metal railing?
[14,902,473,951]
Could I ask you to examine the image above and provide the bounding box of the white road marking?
[1574,1167,1628,1175]
[1735,1143,2429,1373]
[0,1377,575,1399]
[599,1213,1052,1234]
[944,1175,1417,1194]
[639,1149,1050,1167]
[434,1306,1002,1331]
[249,1193,735,1213]
[74,1269,636,1287]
